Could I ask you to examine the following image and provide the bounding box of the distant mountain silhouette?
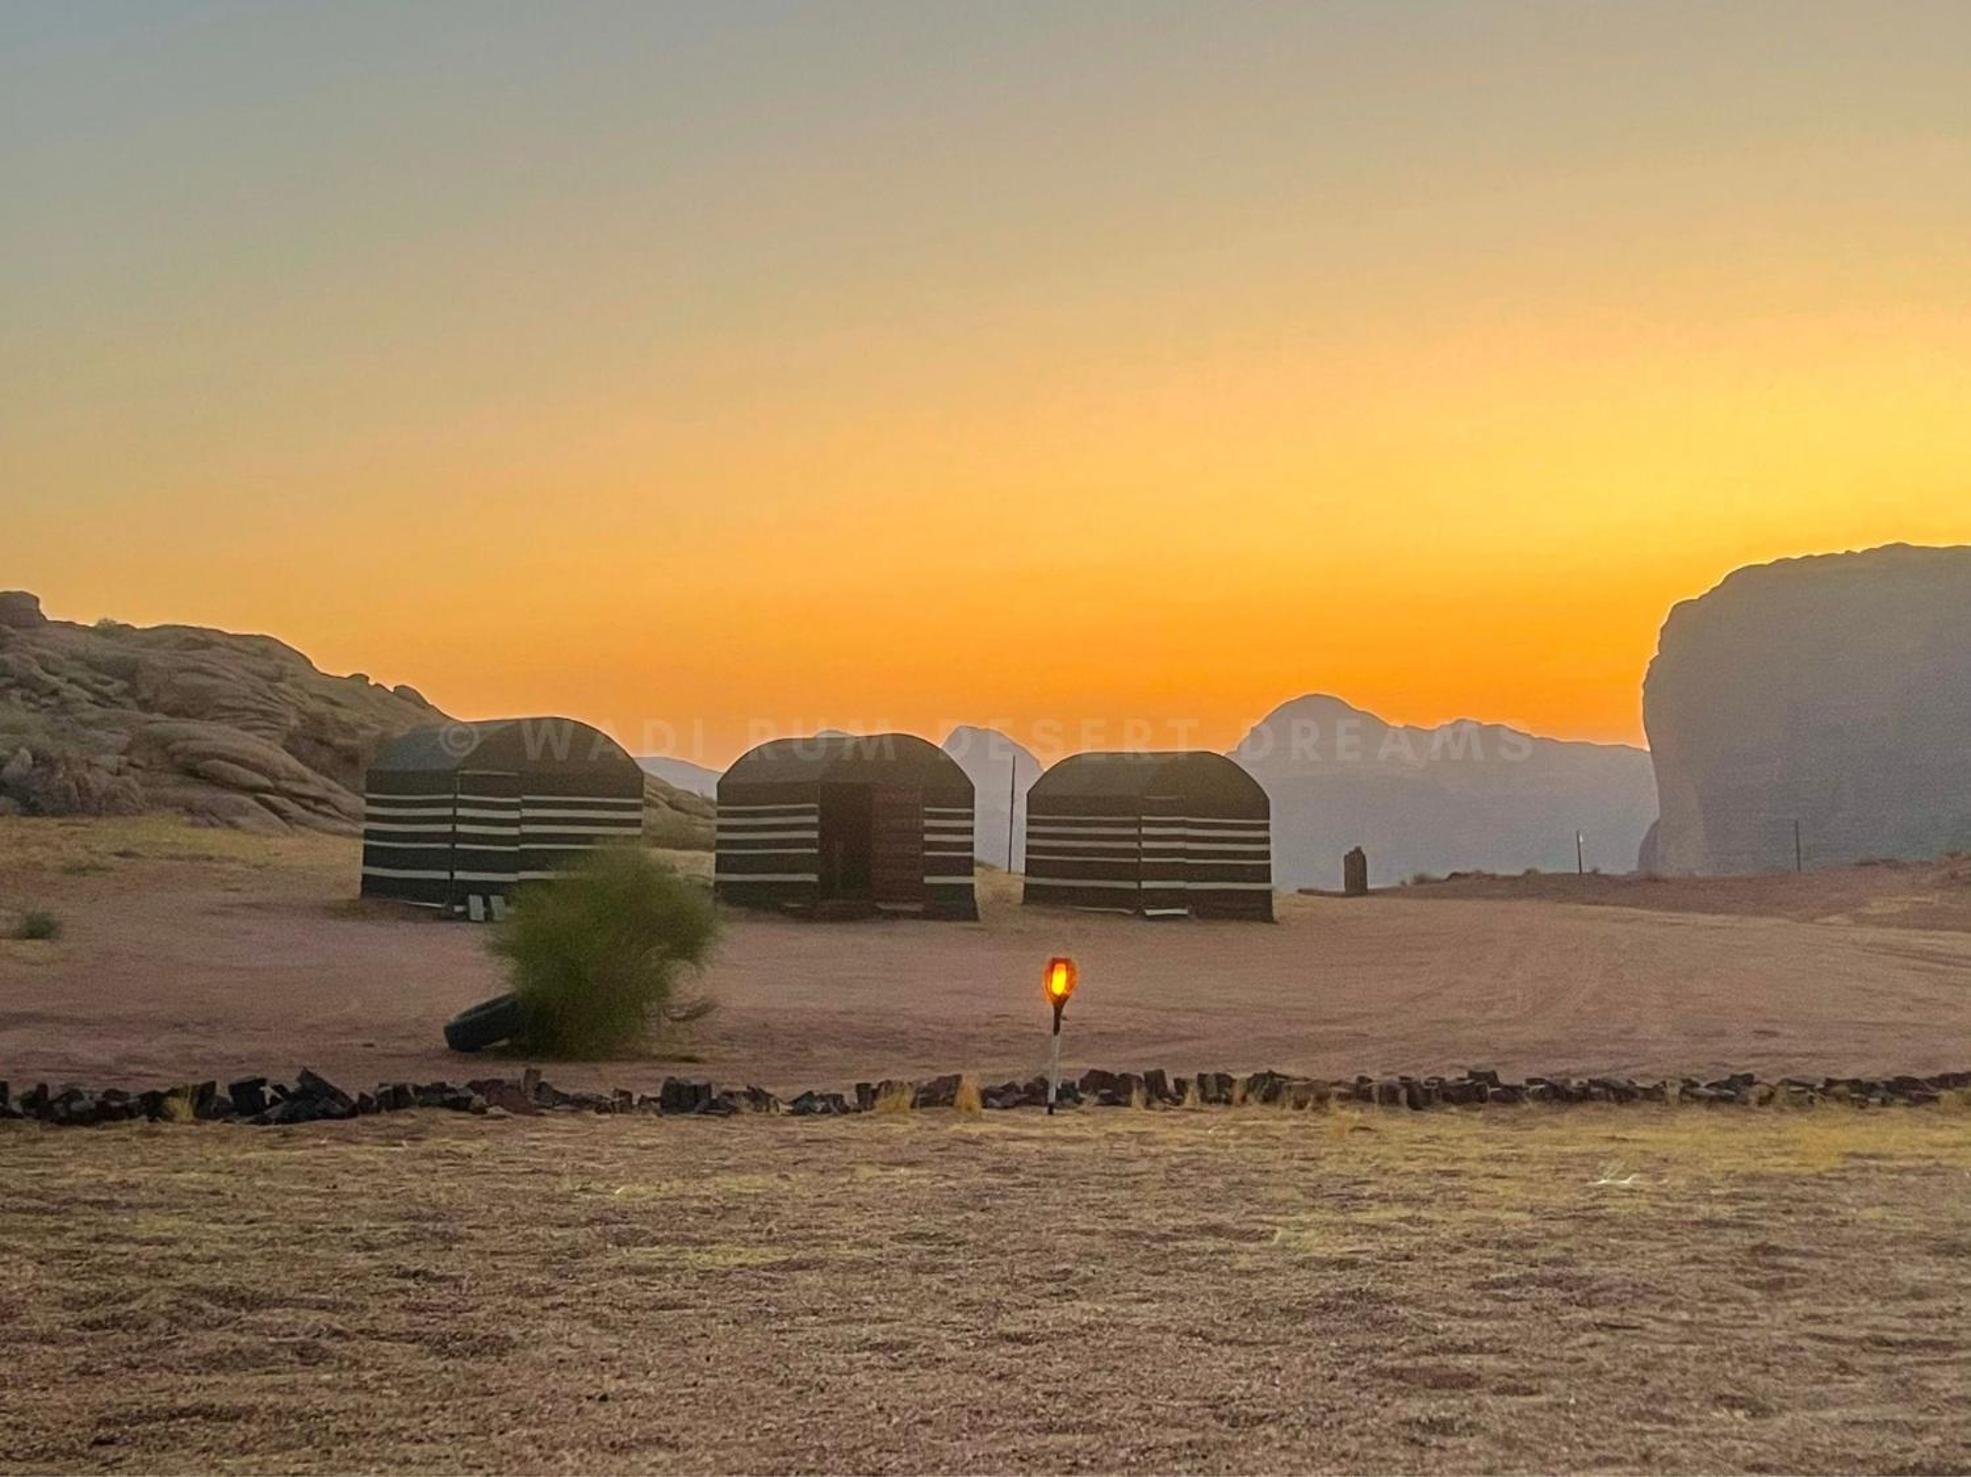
[636,754,720,799]
[1231,695,1658,888]
[941,725,1042,867]
[1644,544,1971,874]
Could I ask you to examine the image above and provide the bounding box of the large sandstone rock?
[0,594,712,841]
[1643,544,1971,874]
[941,724,1042,868]
[1232,695,1659,888]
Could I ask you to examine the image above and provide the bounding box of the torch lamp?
[1043,956,1078,1115]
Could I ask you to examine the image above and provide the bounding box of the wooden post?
[1006,760,1017,873]
[1794,819,1803,874]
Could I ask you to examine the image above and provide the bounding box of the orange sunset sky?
[7,3,1969,765]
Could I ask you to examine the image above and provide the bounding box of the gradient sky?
[7,1,1969,764]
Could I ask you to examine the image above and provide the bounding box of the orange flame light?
[1044,956,1078,1003]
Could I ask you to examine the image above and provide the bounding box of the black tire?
[444,993,527,1053]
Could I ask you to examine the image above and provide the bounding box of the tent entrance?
[870,785,927,910]
[450,769,522,917]
[817,783,874,901]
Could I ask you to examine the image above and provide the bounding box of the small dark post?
[1342,846,1369,897]
[1576,830,1586,876]
[1006,761,1017,873]
[1794,819,1803,874]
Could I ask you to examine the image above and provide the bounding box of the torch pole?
[1047,1000,1064,1116]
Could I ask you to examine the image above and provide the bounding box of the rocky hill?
[1232,694,1659,888]
[0,591,712,844]
[941,725,1043,868]
[1642,545,1971,874]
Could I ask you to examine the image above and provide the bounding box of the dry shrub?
[954,1076,983,1116]
[11,909,61,941]
[492,848,718,1058]
[873,1083,914,1114]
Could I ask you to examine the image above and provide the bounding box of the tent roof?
[371,718,637,774]
[1027,751,1268,814]
[722,732,971,789]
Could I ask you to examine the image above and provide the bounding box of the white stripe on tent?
[518,823,641,836]
[925,875,976,885]
[715,829,818,841]
[1023,878,1141,890]
[519,795,643,806]
[713,847,817,856]
[717,816,822,829]
[1027,826,1141,838]
[717,803,820,814]
[361,865,451,880]
[714,872,820,882]
[924,806,974,815]
[362,822,456,834]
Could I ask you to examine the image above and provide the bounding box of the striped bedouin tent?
[360,718,645,919]
[716,733,976,920]
[1022,751,1273,921]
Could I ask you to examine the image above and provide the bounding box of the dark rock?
[228,1077,268,1116]
[1196,1072,1236,1106]
[1243,1070,1290,1105]
[740,1085,781,1114]
[658,1077,714,1115]
[981,1081,1025,1110]
[1486,1084,1526,1105]
[854,1081,876,1113]
[1078,1068,1119,1098]
[1467,1067,1502,1089]
[1141,1069,1175,1104]
[913,1074,962,1109]
[295,1069,356,1114]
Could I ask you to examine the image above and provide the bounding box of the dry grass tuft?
[954,1076,983,1116]
[873,1082,915,1115]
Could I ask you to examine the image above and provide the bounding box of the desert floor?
[3,817,1970,1095]
[5,1109,1969,1473]
[6,817,1971,1473]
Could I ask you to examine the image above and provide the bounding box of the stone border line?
[4,1067,1969,1127]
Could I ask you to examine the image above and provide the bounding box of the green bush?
[13,910,61,941]
[491,849,718,1057]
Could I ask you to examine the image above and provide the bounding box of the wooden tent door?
[870,785,926,909]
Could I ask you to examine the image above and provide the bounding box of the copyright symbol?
[439,722,478,759]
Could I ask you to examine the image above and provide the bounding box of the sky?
[6,1,1969,765]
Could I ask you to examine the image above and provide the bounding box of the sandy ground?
[4,1108,1969,1473]
[4,818,1971,1096]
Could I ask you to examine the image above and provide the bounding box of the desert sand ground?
[3,817,1970,1095]
[6,817,1971,1473]
[4,1109,1969,1473]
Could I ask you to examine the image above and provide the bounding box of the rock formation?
[941,725,1042,868]
[1643,544,1971,874]
[0,591,712,842]
[1231,694,1658,888]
